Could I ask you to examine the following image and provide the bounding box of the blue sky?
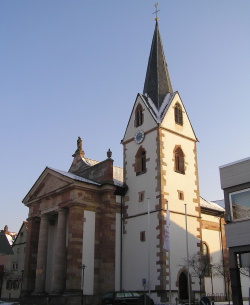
[1,1,249,233]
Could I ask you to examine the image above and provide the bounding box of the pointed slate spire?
[143,20,173,110]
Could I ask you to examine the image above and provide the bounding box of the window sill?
[175,170,185,175]
[136,170,147,176]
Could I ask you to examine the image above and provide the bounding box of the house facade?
[220,157,250,305]
[0,227,15,299]
[1,222,27,302]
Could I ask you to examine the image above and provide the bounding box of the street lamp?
[81,264,86,305]
[210,264,214,303]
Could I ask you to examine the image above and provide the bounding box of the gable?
[13,222,28,246]
[122,94,158,143]
[23,168,72,204]
[160,92,198,141]
[35,174,69,197]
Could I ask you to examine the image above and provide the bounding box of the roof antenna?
[153,3,160,21]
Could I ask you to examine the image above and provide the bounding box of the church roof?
[143,20,173,110]
[48,167,101,185]
[140,91,175,123]
[50,165,124,187]
[200,196,225,213]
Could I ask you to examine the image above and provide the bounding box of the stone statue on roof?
[77,137,82,152]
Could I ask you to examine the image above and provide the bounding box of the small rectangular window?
[13,280,19,290]
[12,263,18,271]
[178,190,184,200]
[138,191,145,202]
[6,280,12,290]
[140,231,146,242]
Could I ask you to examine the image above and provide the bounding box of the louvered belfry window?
[174,103,183,125]
[135,104,143,127]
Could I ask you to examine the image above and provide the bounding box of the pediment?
[23,168,72,203]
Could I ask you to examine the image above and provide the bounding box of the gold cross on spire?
[153,3,160,21]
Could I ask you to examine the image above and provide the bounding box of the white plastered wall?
[125,129,158,216]
[122,105,160,290]
[160,93,201,292]
[115,212,121,291]
[82,210,95,295]
[168,212,200,292]
[123,91,201,296]
[122,212,160,291]
[202,213,226,297]
[161,93,196,141]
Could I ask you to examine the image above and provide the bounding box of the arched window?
[174,103,183,125]
[135,104,143,127]
[135,147,146,175]
[174,147,185,174]
[179,271,189,300]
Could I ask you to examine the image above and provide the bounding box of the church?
[20,18,227,305]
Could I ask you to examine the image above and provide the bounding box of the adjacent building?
[220,157,250,305]
[0,227,14,299]
[1,222,27,302]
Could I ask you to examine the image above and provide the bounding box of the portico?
[21,146,124,305]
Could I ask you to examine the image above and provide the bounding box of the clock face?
[134,130,145,144]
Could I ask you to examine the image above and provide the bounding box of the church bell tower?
[121,16,201,303]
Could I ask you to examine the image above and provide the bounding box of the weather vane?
[153,3,160,21]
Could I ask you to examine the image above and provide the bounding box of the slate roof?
[48,167,101,186]
[49,163,124,188]
[143,20,173,110]
[140,92,175,123]
[0,231,14,255]
[200,196,225,213]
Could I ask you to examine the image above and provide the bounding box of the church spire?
[143,20,173,110]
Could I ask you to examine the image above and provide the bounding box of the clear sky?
[1,1,249,233]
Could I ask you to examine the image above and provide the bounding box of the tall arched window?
[174,103,183,125]
[135,104,143,127]
[179,271,189,300]
[174,147,185,174]
[135,147,146,175]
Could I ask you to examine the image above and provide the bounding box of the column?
[34,214,49,293]
[53,208,68,293]
[21,217,40,293]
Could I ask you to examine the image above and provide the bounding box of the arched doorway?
[179,271,189,301]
